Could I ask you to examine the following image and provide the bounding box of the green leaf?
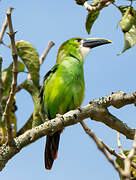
[16,40,40,87]
[85,0,100,34]
[85,11,99,34]
[120,24,136,54]
[75,0,88,5]
[22,80,43,127]
[119,6,136,32]
[118,6,136,54]
[0,111,17,145]
[119,6,130,16]
[0,99,17,145]
[1,61,25,96]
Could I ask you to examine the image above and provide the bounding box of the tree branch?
[122,132,136,180]
[0,7,13,44]
[117,132,126,158]
[80,121,136,179]
[84,0,113,12]
[91,91,136,108]
[80,121,123,177]
[39,41,55,65]
[3,8,18,146]
[0,91,136,170]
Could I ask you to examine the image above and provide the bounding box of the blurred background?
[0,0,136,179]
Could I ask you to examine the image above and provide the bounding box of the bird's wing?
[39,64,59,104]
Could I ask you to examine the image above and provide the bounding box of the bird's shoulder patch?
[43,64,59,82]
[39,64,59,104]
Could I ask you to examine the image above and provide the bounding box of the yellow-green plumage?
[43,56,85,118]
[41,37,111,170]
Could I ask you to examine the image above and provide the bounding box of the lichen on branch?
[0,91,136,171]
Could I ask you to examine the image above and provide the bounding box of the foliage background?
[1,0,136,179]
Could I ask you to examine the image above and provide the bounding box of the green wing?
[39,64,59,104]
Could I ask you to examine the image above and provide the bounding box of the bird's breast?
[44,59,85,118]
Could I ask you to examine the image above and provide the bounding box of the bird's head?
[56,37,112,64]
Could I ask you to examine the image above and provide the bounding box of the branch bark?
[39,41,55,65]
[80,121,136,179]
[3,8,18,146]
[0,91,136,171]
[0,7,13,44]
[80,121,123,176]
[84,0,113,12]
[123,132,136,180]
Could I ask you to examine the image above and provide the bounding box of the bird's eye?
[76,39,81,42]
[75,39,82,44]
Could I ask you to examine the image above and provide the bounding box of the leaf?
[116,150,136,180]
[75,0,88,5]
[119,6,136,32]
[1,61,25,96]
[118,6,136,54]
[0,113,17,145]
[120,24,136,54]
[86,11,99,34]
[118,6,129,15]
[16,40,40,87]
[0,100,17,145]
[85,0,100,34]
[22,80,43,127]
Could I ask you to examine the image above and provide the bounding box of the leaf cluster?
[0,41,43,145]
[85,0,136,54]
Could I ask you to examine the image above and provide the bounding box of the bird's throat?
[80,46,90,59]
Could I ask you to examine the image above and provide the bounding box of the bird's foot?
[77,107,82,112]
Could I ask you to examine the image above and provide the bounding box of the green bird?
[40,37,111,170]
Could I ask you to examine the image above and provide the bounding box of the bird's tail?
[45,130,62,170]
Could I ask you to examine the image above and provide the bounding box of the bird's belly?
[44,77,85,118]
[58,81,85,114]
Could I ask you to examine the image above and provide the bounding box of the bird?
[39,37,111,170]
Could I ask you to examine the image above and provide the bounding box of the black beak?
[83,38,112,48]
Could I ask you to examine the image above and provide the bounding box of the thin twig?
[3,8,18,146]
[27,41,54,81]
[101,136,136,170]
[0,7,13,44]
[101,139,124,160]
[127,131,136,162]
[80,122,136,179]
[15,82,24,93]
[80,121,123,176]
[117,132,126,158]
[39,41,55,65]
[123,132,136,179]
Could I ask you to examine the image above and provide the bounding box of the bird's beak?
[83,38,112,48]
